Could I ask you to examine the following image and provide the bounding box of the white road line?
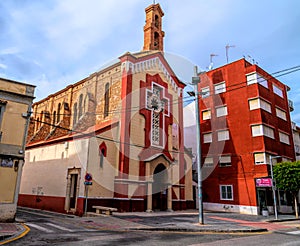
[26,223,54,233]
[45,222,75,232]
[288,231,300,235]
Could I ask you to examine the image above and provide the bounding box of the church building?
[18,3,194,215]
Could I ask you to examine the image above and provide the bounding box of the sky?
[1,0,300,123]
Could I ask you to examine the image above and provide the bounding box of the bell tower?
[143,3,165,51]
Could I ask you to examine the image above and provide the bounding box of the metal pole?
[193,66,204,224]
[269,156,278,220]
[84,184,88,216]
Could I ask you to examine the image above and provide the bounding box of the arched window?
[99,142,107,168]
[104,83,110,118]
[53,111,56,127]
[154,32,159,49]
[155,15,159,28]
[78,94,83,118]
[73,103,78,126]
[57,103,61,123]
[36,117,40,130]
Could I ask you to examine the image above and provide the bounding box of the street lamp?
[269,155,281,220]
[189,66,204,225]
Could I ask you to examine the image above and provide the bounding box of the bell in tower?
[143,3,165,52]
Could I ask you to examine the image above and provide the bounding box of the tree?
[273,161,300,218]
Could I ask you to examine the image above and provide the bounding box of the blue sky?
[1,0,300,123]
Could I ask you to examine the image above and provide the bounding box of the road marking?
[45,222,75,232]
[287,230,300,235]
[26,223,54,233]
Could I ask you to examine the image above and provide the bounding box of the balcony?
[289,99,294,112]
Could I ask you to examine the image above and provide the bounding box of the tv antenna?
[208,54,218,70]
[225,44,235,63]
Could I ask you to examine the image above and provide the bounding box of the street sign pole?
[84,184,88,216]
[84,173,93,216]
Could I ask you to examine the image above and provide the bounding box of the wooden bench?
[92,206,118,215]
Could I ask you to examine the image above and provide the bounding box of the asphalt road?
[11,208,300,246]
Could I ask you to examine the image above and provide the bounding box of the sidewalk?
[1,209,299,244]
[0,222,29,245]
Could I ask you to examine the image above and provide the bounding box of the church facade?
[18,3,194,215]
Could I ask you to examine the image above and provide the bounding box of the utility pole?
[269,155,281,220]
[192,66,204,225]
[225,44,235,64]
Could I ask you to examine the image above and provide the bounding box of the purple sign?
[256,178,272,187]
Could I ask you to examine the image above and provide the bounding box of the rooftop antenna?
[208,54,218,70]
[225,44,235,63]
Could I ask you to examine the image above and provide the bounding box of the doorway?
[65,168,80,212]
[152,164,168,211]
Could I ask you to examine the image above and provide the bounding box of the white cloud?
[0,63,7,69]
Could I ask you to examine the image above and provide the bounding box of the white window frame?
[219,155,231,167]
[220,185,233,200]
[279,131,290,145]
[201,87,210,98]
[246,72,268,88]
[254,152,271,165]
[249,98,271,113]
[202,109,211,120]
[216,105,228,117]
[203,132,212,143]
[204,157,214,168]
[217,130,229,141]
[251,124,274,139]
[276,107,287,121]
[273,84,284,98]
[214,82,226,94]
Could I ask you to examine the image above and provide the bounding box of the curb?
[0,224,30,245]
[129,227,268,233]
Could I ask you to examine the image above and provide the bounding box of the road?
[11,208,300,245]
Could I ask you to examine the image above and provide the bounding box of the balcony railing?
[289,99,294,112]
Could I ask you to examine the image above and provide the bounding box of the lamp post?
[190,66,204,225]
[269,155,281,220]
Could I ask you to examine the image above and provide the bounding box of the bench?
[92,206,118,215]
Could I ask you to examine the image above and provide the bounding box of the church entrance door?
[152,164,168,211]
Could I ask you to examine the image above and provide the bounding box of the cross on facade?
[146,83,169,146]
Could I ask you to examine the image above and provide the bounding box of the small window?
[216,105,228,117]
[263,125,274,139]
[203,132,212,143]
[279,132,290,145]
[251,125,274,139]
[104,83,110,118]
[99,142,107,168]
[100,148,105,168]
[246,73,268,88]
[257,74,268,88]
[204,157,213,168]
[273,84,283,98]
[276,108,287,121]
[251,125,263,136]
[220,185,233,200]
[201,87,210,98]
[214,82,226,94]
[246,73,257,85]
[217,130,229,141]
[260,99,271,113]
[219,155,231,167]
[249,98,271,113]
[254,153,267,164]
[202,110,211,120]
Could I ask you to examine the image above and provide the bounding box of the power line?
[30,117,188,156]
[31,64,300,117]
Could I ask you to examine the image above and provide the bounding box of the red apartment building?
[198,58,295,215]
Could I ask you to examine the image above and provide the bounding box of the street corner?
[0,223,30,245]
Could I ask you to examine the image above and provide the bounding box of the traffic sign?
[85,173,92,182]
